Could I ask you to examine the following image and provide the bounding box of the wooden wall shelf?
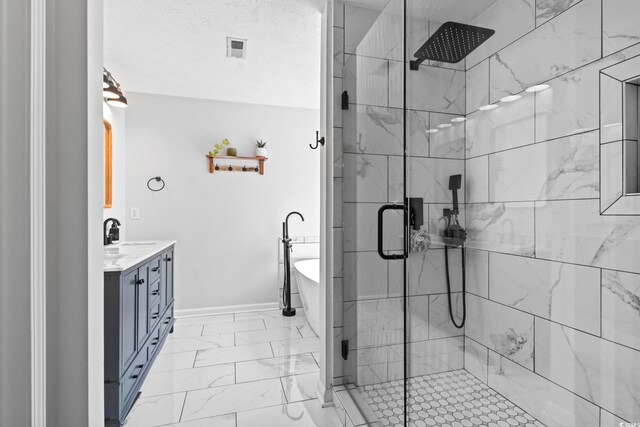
[206,155,267,175]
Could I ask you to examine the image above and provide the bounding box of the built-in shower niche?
[600,56,640,215]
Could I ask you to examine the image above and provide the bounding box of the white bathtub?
[293,259,320,336]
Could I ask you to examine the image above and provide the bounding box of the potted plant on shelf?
[255,140,267,159]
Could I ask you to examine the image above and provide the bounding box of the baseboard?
[175,302,280,318]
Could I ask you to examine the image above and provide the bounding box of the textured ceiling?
[104,0,324,109]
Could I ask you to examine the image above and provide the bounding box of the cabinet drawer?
[122,347,147,405]
[160,305,174,337]
[149,300,162,328]
[147,324,162,360]
[149,278,161,301]
[149,255,162,283]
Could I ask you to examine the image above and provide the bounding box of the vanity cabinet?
[104,244,175,426]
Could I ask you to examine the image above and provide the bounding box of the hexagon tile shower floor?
[358,370,545,427]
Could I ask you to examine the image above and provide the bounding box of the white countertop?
[103,240,177,272]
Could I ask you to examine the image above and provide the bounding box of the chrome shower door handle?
[377,204,408,260]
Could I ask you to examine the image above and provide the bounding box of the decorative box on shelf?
[205,155,267,175]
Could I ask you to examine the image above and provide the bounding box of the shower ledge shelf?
[206,155,267,175]
[426,233,528,253]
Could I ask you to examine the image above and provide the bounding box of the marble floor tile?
[181,378,287,421]
[234,326,302,345]
[271,337,320,358]
[263,314,311,330]
[201,319,265,336]
[140,363,235,398]
[194,343,273,368]
[297,323,318,338]
[236,400,343,427]
[170,324,204,339]
[159,413,236,427]
[126,392,186,427]
[236,353,319,383]
[234,309,284,321]
[150,351,197,374]
[175,314,234,327]
[281,372,320,403]
[162,333,235,354]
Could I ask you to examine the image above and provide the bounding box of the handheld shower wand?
[282,211,304,317]
[443,175,466,329]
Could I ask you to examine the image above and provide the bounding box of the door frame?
[318,0,335,407]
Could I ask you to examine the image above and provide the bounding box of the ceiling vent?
[227,37,247,59]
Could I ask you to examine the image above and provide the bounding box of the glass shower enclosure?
[335,0,640,426]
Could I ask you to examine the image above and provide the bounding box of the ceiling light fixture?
[437,123,453,129]
[426,129,439,134]
[451,117,466,123]
[500,94,522,103]
[479,104,498,111]
[525,84,550,93]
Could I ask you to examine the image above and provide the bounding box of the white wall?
[125,93,320,311]
[103,103,127,239]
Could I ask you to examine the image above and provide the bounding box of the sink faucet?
[103,218,121,246]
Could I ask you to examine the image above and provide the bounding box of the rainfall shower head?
[410,22,495,70]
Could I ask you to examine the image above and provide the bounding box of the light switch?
[130,207,140,220]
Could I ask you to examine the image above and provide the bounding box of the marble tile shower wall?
[462,0,640,426]
[333,0,468,391]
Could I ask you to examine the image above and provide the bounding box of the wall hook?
[310,131,325,150]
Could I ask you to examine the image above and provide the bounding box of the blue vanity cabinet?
[104,244,176,426]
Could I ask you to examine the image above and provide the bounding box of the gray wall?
[46,0,105,424]
[0,0,32,425]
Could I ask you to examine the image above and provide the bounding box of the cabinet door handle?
[151,290,159,296]
[131,364,144,379]
[152,313,159,320]
[151,267,159,272]
[136,278,145,285]
[165,257,172,262]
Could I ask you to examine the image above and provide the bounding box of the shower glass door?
[403,1,481,425]
[341,0,407,424]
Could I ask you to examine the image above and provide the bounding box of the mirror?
[104,119,113,208]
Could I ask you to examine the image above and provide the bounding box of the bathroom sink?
[119,241,158,246]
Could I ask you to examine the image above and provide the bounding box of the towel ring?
[147,176,165,192]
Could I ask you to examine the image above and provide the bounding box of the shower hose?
[444,245,466,329]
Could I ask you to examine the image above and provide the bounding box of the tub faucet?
[284,211,305,245]
[282,211,304,317]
